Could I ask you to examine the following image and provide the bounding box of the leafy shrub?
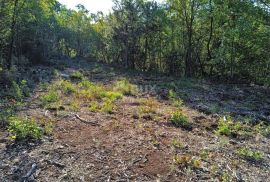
[8,117,43,140]
[9,81,23,100]
[216,117,252,137]
[114,79,138,95]
[101,99,114,114]
[255,122,270,138]
[100,91,123,101]
[237,147,263,161]
[71,71,84,80]
[168,89,183,107]
[78,80,95,89]
[174,155,201,169]
[89,101,100,112]
[170,111,190,128]
[40,90,59,106]
[60,80,76,94]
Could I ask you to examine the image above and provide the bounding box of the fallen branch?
[20,163,37,182]
[75,114,99,126]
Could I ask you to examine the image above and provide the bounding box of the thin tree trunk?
[7,0,19,70]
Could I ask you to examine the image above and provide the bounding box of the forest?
[1,0,270,83]
[0,0,270,181]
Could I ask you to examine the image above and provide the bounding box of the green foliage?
[114,79,138,96]
[71,71,84,80]
[215,117,252,137]
[101,99,114,114]
[168,89,183,107]
[171,138,184,149]
[100,91,123,101]
[89,101,100,112]
[40,90,59,106]
[60,80,76,94]
[8,116,43,140]
[174,155,202,169]
[237,147,263,161]
[170,111,189,128]
[10,81,23,100]
[255,122,270,138]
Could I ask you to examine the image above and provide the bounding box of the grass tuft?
[170,111,190,128]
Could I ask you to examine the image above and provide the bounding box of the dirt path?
[0,59,269,181]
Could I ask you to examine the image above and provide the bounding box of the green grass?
[101,98,114,114]
[89,101,100,112]
[60,80,76,94]
[8,116,43,140]
[100,91,123,101]
[170,111,190,128]
[40,90,60,106]
[215,117,252,137]
[70,71,84,80]
[237,147,263,161]
[168,89,183,107]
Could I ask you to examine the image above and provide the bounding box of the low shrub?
[70,71,84,80]
[8,116,43,140]
[40,90,59,106]
[237,147,263,161]
[170,111,190,128]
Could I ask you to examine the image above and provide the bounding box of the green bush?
[8,117,43,140]
[40,90,59,106]
[10,81,23,100]
[237,147,263,161]
[101,91,123,101]
[71,71,84,80]
[170,111,190,128]
[61,80,76,94]
[215,117,252,137]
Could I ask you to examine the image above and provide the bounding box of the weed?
[236,147,263,161]
[9,81,23,100]
[101,99,114,114]
[168,89,183,107]
[139,98,158,114]
[114,79,138,95]
[40,82,49,91]
[40,118,54,135]
[78,80,95,89]
[215,117,252,137]
[8,116,43,140]
[174,155,201,169]
[60,80,76,94]
[171,138,184,149]
[200,149,210,161]
[255,122,270,137]
[89,101,100,112]
[70,71,84,80]
[40,90,59,106]
[100,91,123,101]
[70,100,80,111]
[170,111,190,128]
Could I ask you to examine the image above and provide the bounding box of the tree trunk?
[7,0,19,70]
